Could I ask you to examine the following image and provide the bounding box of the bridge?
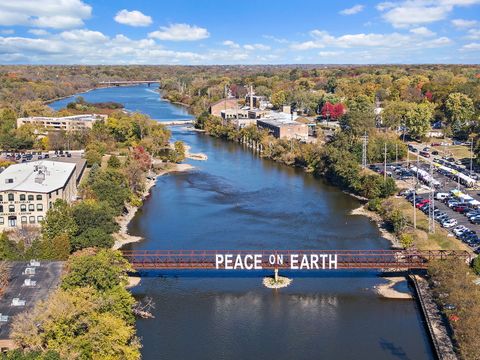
[98,80,159,87]
[121,249,471,271]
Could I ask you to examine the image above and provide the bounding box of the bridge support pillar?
[274,268,279,283]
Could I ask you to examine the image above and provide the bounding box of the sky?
[0,0,479,65]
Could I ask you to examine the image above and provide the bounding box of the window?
[37,216,43,223]
[0,217,3,225]
[0,205,3,213]
[29,216,35,224]
[28,195,34,201]
[8,194,13,201]
[19,194,25,201]
[36,204,43,211]
[36,195,42,200]
[21,216,27,224]
[56,190,59,196]
[48,193,52,199]
[8,205,14,212]
[0,195,3,201]
[20,204,26,212]
[8,218,15,227]
[28,204,34,211]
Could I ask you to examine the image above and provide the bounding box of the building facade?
[0,161,77,230]
[17,114,107,131]
[209,99,240,117]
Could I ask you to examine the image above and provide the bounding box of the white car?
[442,219,458,228]
[453,225,467,236]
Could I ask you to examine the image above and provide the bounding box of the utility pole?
[362,132,368,169]
[384,143,387,181]
[395,143,398,165]
[428,159,435,234]
[470,137,474,174]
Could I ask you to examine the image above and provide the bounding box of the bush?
[473,256,480,275]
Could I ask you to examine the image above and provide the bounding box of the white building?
[17,114,107,131]
[0,161,77,230]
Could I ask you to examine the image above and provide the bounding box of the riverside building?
[16,114,106,131]
[0,160,77,230]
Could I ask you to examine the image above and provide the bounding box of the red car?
[416,199,430,208]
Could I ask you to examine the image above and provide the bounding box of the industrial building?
[0,160,78,230]
[256,112,309,141]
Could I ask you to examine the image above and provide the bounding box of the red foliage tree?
[321,102,345,120]
[132,146,152,172]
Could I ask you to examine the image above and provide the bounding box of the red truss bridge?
[121,249,472,271]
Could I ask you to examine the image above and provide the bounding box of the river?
[50,84,434,360]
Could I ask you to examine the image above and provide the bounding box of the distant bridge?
[121,249,472,271]
[98,80,159,87]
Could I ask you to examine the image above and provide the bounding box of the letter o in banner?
[268,254,276,265]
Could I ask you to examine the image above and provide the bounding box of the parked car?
[420,151,430,158]
[436,193,449,200]
[442,218,458,228]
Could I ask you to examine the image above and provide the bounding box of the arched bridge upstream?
[121,249,472,271]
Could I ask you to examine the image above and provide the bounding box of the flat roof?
[0,261,64,339]
[18,114,103,122]
[0,160,76,193]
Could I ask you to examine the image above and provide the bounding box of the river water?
[50,85,434,360]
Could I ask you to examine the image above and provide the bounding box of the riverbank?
[112,162,194,250]
[351,205,400,248]
[375,277,412,299]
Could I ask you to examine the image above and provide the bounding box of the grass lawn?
[386,197,469,251]
[439,145,472,160]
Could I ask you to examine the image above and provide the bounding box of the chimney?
[250,85,253,109]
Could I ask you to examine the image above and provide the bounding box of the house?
[0,160,78,230]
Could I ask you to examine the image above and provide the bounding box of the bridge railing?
[121,249,471,270]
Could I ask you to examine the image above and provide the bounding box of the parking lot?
[370,142,480,253]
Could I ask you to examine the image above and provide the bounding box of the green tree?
[445,92,475,133]
[405,102,434,138]
[61,249,131,292]
[169,140,186,163]
[473,256,480,276]
[107,155,121,168]
[271,90,287,109]
[85,149,102,167]
[399,233,414,249]
[41,200,77,242]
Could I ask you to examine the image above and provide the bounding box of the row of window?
[0,194,43,202]
[0,204,43,213]
[0,216,44,226]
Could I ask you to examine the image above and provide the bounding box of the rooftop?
[257,111,301,126]
[18,114,105,122]
[0,160,76,193]
[0,261,64,340]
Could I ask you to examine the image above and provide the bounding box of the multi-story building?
[0,160,78,230]
[16,114,107,131]
[256,112,309,141]
[209,99,239,117]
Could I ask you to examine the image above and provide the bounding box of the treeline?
[197,113,398,201]
[429,258,480,359]
[7,249,140,359]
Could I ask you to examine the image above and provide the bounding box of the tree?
[473,256,480,275]
[405,102,434,138]
[107,155,121,168]
[445,93,475,134]
[88,169,131,214]
[41,200,77,243]
[61,249,132,292]
[169,141,186,163]
[271,90,287,109]
[85,149,102,167]
[399,233,414,249]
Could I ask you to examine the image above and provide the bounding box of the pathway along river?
[51,85,434,360]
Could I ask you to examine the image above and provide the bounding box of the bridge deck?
[121,249,470,270]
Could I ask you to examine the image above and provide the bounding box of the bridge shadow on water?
[130,269,427,279]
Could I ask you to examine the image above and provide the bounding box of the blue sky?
[0,0,479,64]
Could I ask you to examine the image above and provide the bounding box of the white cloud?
[222,40,239,48]
[377,0,480,28]
[318,51,343,57]
[451,18,478,28]
[466,28,480,39]
[28,29,48,36]
[148,23,209,41]
[114,9,152,27]
[291,29,453,52]
[60,29,108,43]
[410,26,436,36]
[340,4,365,15]
[243,43,270,51]
[0,29,14,35]
[461,42,480,50]
[0,0,91,29]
